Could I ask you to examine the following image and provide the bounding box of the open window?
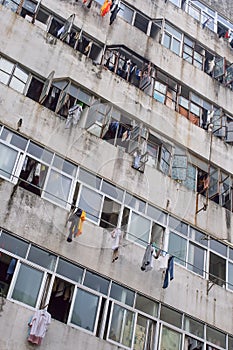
[213,57,226,80]
[209,252,226,287]
[26,76,44,102]
[211,109,226,138]
[150,19,163,40]
[18,156,48,196]
[48,277,74,323]
[58,14,75,41]
[86,101,111,138]
[225,63,233,87]
[39,70,55,104]
[208,166,219,203]
[100,197,121,229]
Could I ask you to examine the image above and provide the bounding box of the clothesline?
[1,167,231,288]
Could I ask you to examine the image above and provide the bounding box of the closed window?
[71,288,99,332]
[108,303,135,348]
[0,143,18,180]
[128,212,151,246]
[0,57,28,93]
[187,242,205,276]
[44,169,72,207]
[11,264,44,307]
[168,231,187,266]
[77,186,102,223]
[162,23,182,55]
[160,325,182,350]
[118,4,134,24]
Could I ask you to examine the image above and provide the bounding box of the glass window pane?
[229,248,233,261]
[163,33,171,49]
[128,212,151,246]
[101,180,123,202]
[229,336,233,350]
[53,155,77,177]
[160,305,182,328]
[172,38,181,55]
[135,294,158,317]
[0,58,14,74]
[56,258,83,283]
[9,77,25,93]
[0,143,18,179]
[83,271,109,294]
[71,289,99,332]
[44,170,72,207]
[228,262,233,290]
[13,67,28,83]
[165,23,182,39]
[189,227,208,246]
[27,142,53,163]
[187,243,205,276]
[184,316,204,338]
[109,304,134,348]
[206,326,226,348]
[147,205,166,224]
[110,282,134,306]
[78,168,101,189]
[134,315,148,350]
[161,326,181,350]
[0,71,10,84]
[11,264,43,307]
[77,89,92,105]
[210,239,227,256]
[78,186,102,222]
[0,231,28,257]
[118,4,134,24]
[1,129,27,150]
[168,231,187,266]
[27,245,57,270]
[169,216,188,235]
[185,336,203,350]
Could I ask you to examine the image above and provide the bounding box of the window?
[128,212,151,246]
[84,271,109,294]
[160,325,182,350]
[100,197,121,229]
[78,168,101,189]
[184,316,204,338]
[209,252,226,287]
[162,23,182,55]
[71,288,99,332]
[168,231,187,266]
[160,305,182,328]
[77,186,102,223]
[56,258,83,283]
[118,4,134,24]
[169,216,188,236]
[187,242,205,276]
[182,37,204,70]
[134,13,149,34]
[135,294,158,317]
[27,246,57,271]
[159,145,171,175]
[110,283,135,307]
[0,231,28,257]
[0,57,28,93]
[19,156,48,196]
[0,143,19,180]
[11,263,44,307]
[43,169,72,207]
[108,303,135,347]
[206,326,226,348]
[183,164,196,191]
[228,262,233,290]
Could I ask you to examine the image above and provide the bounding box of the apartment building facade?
[0,0,233,349]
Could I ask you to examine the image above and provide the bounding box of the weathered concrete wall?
[0,180,233,337]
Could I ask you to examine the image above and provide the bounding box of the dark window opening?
[0,253,16,297]
[26,77,43,102]
[48,18,63,37]
[96,298,107,338]
[197,169,208,196]
[18,156,48,196]
[100,197,121,229]
[43,86,61,112]
[209,252,226,287]
[48,277,74,323]
[134,13,149,34]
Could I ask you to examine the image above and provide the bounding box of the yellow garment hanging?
[100,0,112,17]
[74,210,86,237]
